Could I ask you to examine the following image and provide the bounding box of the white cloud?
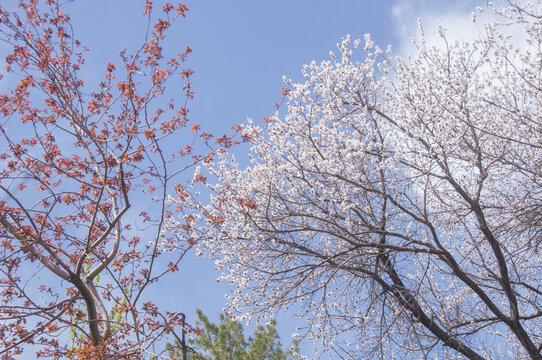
[391,0,487,58]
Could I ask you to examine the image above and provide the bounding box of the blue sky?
[2,0,482,357]
[67,0,480,135]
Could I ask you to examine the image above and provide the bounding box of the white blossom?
[169,1,542,359]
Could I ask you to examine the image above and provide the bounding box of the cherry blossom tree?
[173,1,542,359]
[0,0,207,358]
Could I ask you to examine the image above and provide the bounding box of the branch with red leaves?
[0,1,203,358]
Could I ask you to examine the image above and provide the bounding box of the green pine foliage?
[167,310,298,360]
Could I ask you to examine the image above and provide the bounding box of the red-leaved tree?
[0,0,206,358]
